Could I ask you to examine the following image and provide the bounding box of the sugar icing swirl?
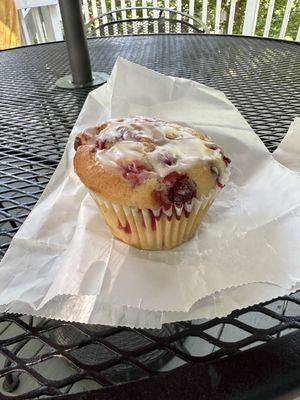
[75,116,230,183]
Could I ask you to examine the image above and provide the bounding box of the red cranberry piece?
[94,139,106,150]
[74,136,82,151]
[216,180,225,189]
[206,144,219,151]
[148,209,156,231]
[118,219,132,234]
[168,175,197,206]
[223,155,231,166]
[124,160,144,174]
[162,171,181,184]
[124,173,140,186]
[159,151,177,166]
[154,173,197,207]
[122,160,151,186]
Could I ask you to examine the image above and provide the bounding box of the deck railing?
[15,0,300,45]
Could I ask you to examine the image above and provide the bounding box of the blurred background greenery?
[88,0,300,41]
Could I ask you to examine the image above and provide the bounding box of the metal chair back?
[86,7,209,37]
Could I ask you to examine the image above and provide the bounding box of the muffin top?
[74,116,231,209]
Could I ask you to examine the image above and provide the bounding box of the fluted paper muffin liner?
[90,190,218,250]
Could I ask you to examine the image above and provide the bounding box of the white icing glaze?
[90,117,226,178]
[97,141,145,167]
[218,164,231,186]
[146,140,221,177]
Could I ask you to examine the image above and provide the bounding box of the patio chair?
[86,6,209,37]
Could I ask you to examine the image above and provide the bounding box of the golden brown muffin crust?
[74,117,230,209]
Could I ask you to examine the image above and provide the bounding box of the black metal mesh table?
[0,35,300,400]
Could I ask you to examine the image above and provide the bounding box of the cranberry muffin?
[74,116,231,249]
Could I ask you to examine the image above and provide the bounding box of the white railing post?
[279,0,293,39]
[142,0,148,34]
[263,0,275,38]
[227,0,237,34]
[153,0,159,34]
[40,5,63,41]
[31,8,46,42]
[131,0,137,19]
[91,0,99,35]
[18,10,31,45]
[100,0,109,36]
[214,0,222,34]
[188,0,195,32]
[130,0,137,35]
[242,0,260,36]
[164,0,170,33]
[110,0,119,35]
[202,0,208,25]
[296,24,300,42]
[120,0,128,35]
[82,0,89,23]
[176,0,182,32]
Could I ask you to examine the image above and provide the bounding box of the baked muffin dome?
[74,116,230,210]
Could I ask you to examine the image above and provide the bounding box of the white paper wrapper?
[1,58,300,329]
[92,190,218,250]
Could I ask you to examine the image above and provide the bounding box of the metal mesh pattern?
[0,35,300,398]
[0,295,300,398]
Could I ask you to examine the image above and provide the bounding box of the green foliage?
[255,0,300,39]
[231,0,248,34]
